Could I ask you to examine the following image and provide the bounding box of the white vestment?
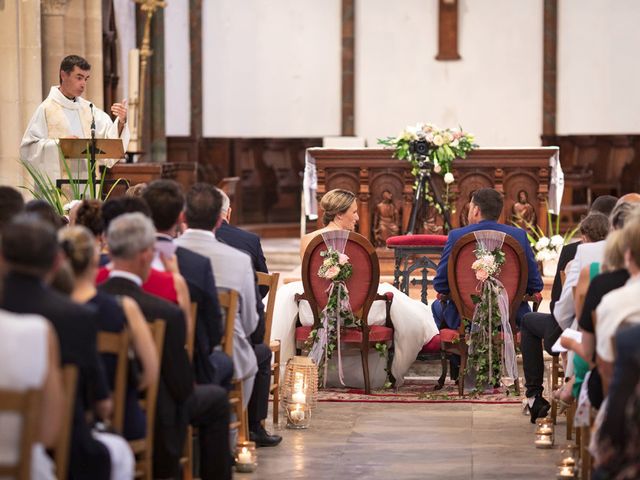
[20,86,130,182]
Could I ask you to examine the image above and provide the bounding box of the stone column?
[83,0,104,108]
[0,0,43,188]
[41,0,68,97]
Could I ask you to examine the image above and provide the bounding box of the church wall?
[199,0,342,137]
[557,0,640,134]
[356,0,543,148]
[164,0,190,136]
[0,0,42,188]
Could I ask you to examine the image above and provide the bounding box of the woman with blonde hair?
[273,189,439,389]
[59,226,159,441]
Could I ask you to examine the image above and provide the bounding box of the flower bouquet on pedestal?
[521,210,578,277]
[378,123,477,213]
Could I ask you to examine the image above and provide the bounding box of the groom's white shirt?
[175,228,259,391]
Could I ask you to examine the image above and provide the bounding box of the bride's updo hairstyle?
[58,225,97,277]
[320,189,356,226]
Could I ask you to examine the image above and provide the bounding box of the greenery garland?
[466,246,506,393]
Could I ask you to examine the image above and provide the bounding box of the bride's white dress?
[270,277,439,388]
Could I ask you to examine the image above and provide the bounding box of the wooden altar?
[307,148,560,245]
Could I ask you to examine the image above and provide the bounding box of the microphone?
[89,103,96,139]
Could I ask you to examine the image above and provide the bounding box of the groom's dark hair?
[472,188,503,221]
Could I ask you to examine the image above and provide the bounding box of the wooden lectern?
[56,138,126,196]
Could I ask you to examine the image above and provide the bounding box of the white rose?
[535,237,550,251]
[550,235,564,248]
[444,172,455,184]
[433,135,444,146]
[450,139,459,148]
[444,131,454,143]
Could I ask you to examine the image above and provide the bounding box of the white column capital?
[41,0,69,16]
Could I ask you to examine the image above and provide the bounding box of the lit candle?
[237,447,252,464]
[557,466,574,478]
[292,391,306,404]
[290,404,305,422]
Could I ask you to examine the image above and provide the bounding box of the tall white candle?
[128,49,140,103]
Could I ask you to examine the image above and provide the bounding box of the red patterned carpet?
[316,379,523,404]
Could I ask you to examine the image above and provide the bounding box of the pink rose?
[475,269,489,282]
[325,265,341,279]
[338,253,350,265]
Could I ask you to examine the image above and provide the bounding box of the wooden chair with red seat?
[295,231,393,394]
[442,231,534,396]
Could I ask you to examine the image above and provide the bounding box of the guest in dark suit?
[142,179,233,388]
[98,212,231,480]
[213,188,280,447]
[0,214,113,480]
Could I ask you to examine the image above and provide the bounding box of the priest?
[20,54,130,182]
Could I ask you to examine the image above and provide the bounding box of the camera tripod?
[406,158,452,234]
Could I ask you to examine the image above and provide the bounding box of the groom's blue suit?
[432,219,543,330]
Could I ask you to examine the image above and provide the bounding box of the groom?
[431,188,543,376]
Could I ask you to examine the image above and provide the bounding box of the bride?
[270,189,439,388]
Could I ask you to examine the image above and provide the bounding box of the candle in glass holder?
[557,466,575,478]
[290,404,305,422]
[237,447,251,464]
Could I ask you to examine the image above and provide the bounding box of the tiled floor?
[239,401,567,479]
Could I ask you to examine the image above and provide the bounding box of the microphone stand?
[89,103,97,199]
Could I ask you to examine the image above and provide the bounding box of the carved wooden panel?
[309,148,558,242]
[542,134,640,197]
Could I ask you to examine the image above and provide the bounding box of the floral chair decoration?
[295,230,394,394]
[442,231,539,396]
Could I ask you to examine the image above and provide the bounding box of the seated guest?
[549,195,618,314]
[0,306,64,480]
[549,212,610,403]
[60,225,160,440]
[25,199,66,229]
[99,197,194,340]
[0,185,25,232]
[212,187,281,447]
[593,324,640,479]
[595,207,640,393]
[1,214,114,480]
[561,229,628,409]
[431,188,543,381]
[99,213,231,480]
[521,211,610,422]
[142,180,233,389]
[175,185,280,446]
[73,199,109,265]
